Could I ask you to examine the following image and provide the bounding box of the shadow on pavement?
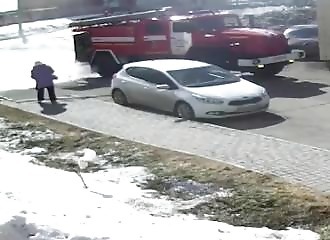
[245,75,329,99]
[39,102,67,115]
[203,112,286,130]
[128,103,285,130]
[60,77,111,91]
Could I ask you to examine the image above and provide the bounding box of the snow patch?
[0,19,98,91]
[0,147,320,240]
[0,18,72,41]
[21,147,47,155]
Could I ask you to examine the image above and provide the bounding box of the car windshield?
[167,65,240,88]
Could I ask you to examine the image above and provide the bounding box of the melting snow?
[0,147,320,240]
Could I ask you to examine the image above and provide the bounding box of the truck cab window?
[173,21,194,33]
[193,17,222,32]
[145,22,163,35]
[223,16,241,28]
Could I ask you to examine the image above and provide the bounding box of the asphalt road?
[2,61,330,150]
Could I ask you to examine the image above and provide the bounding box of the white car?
[111,59,270,119]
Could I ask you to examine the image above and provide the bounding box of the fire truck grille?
[266,35,290,56]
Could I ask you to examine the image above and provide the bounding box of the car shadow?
[244,75,329,99]
[60,77,111,91]
[128,104,285,130]
[39,102,67,115]
[202,112,286,130]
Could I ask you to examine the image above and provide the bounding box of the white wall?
[317,0,330,60]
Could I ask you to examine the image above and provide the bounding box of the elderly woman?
[31,61,58,103]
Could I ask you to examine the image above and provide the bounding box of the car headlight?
[192,94,224,104]
[261,89,268,97]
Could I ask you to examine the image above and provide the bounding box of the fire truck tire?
[112,89,128,106]
[175,101,195,120]
[252,63,285,77]
[186,48,235,70]
[186,48,218,64]
[91,52,120,77]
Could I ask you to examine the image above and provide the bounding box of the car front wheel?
[175,102,195,120]
[112,89,128,106]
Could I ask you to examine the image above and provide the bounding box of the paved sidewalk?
[2,97,330,194]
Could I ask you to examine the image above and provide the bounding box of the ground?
[2,62,330,149]
[0,104,329,239]
[65,62,330,150]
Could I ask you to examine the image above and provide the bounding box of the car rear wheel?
[175,102,195,120]
[112,89,128,106]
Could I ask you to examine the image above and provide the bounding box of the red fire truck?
[70,7,305,77]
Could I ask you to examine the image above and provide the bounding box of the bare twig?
[75,170,88,189]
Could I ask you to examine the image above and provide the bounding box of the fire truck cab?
[70,8,305,77]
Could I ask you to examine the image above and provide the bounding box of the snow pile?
[0,147,320,240]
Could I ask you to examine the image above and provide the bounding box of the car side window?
[290,28,319,39]
[126,67,176,87]
[125,67,148,79]
[142,69,173,85]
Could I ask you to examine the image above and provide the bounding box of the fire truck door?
[73,32,92,62]
[142,21,169,54]
[170,21,193,56]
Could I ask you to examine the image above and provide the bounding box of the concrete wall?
[317,0,330,61]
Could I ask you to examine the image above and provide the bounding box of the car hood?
[185,79,265,99]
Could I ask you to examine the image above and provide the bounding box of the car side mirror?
[156,84,170,90]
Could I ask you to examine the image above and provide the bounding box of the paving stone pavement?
[1,97,330,194]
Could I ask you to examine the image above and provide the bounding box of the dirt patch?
[0,104,329,239]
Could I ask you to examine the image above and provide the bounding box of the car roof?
[123,59,210,72]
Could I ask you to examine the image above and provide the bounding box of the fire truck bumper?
[237,49,306,67]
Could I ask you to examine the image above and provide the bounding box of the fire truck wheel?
[175,102,195,120]
[112,89,128,106]
[91,52,119,77]
[253,63,285,77]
